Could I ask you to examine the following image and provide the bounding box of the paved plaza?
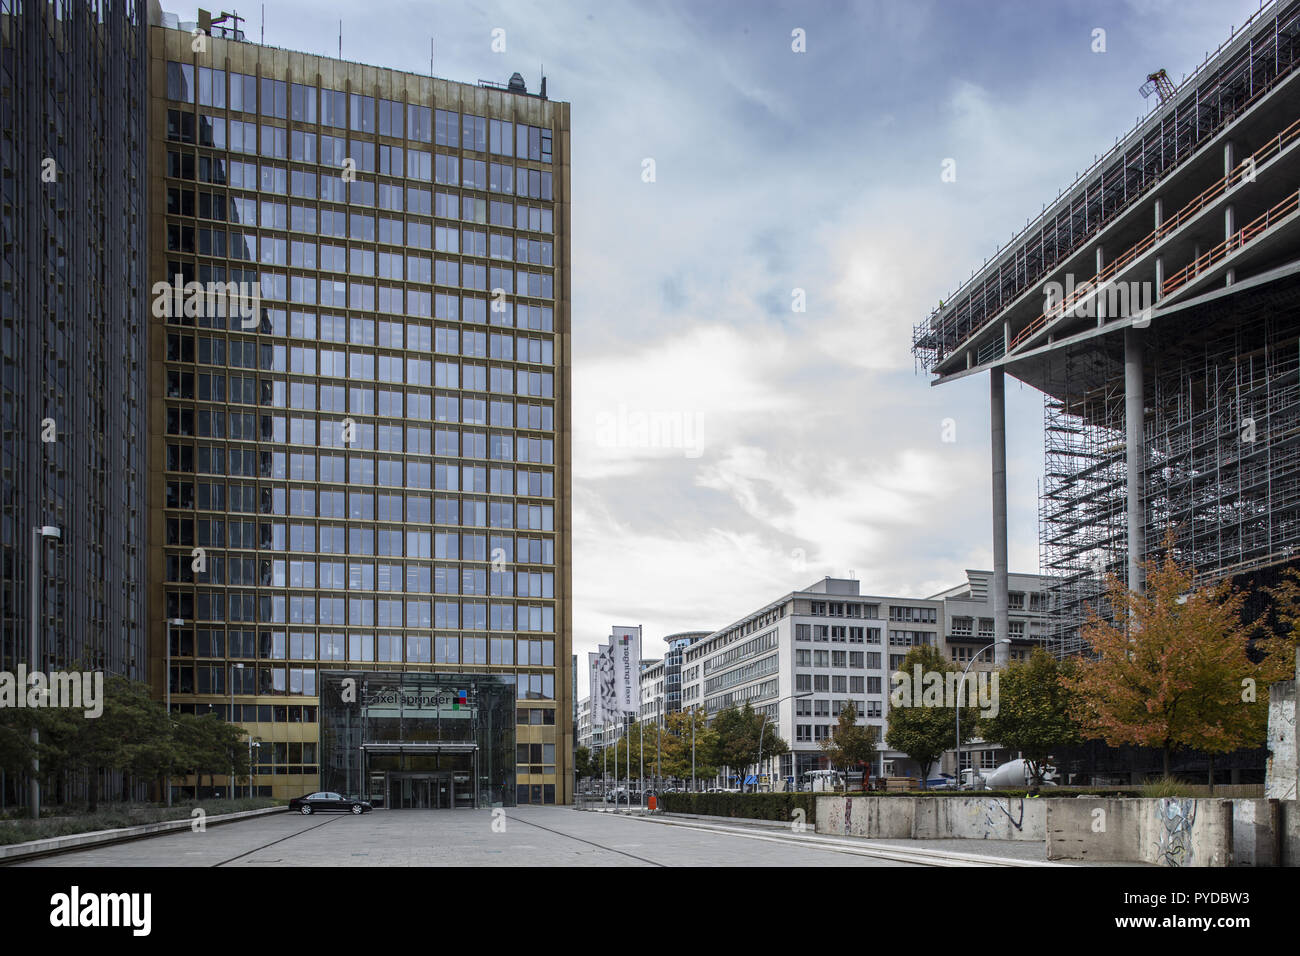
[5,808,1063,867]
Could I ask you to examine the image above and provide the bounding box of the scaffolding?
[1041,294,1300,653]
[913,0,1300,374]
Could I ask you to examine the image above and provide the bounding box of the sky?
[211,0,1264,680]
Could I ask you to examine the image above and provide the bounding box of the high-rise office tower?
[149,11,571,806]
[0,0,149,697]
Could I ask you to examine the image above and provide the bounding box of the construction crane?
[1139,69,1177,104]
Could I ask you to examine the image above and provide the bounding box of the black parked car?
[288,791,373,815]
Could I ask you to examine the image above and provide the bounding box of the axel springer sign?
[363,688,471,710]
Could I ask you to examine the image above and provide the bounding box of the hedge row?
[658,792,818,824]
[869,788,1143,798]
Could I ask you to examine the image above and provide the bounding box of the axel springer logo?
[150,274,261,328]
[890,665,999,717]
[0,666,102,717]
[50,886,151,936]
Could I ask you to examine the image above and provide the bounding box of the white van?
[801,770,844,792]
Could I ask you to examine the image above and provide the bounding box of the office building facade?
[681,574,1048,786]
[0,0,150,791]
[148,13,571,805]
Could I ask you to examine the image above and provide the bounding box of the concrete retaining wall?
[816,795,1045,841]
[0,805,285,863]
[1282,800,1300,866]
[1047,797,1234,866]
[815,795,1291,865]
[1266,678,1296,800]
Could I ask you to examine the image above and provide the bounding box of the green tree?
[820,703,879,792]
[0,708,37,784]
[573,746,594,779]
[659,707,717,784]
[174,713,248,796]
[708,703,787,790]
[885,644,972,788]
[975,648,1080,787]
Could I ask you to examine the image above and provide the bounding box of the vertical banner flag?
[594,641,618,725]
[611,625,642,714]
[587,651,603,725]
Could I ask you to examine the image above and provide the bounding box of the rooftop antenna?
[338,20,342,59]
[431,37,435,77]
[260,3,264,44]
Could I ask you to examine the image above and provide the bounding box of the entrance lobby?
[390,773,456,809]
[319,671,516,809]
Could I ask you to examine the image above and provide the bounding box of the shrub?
[1139,776,1195,798]
[658,792,817,824]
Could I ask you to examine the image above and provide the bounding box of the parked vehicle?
[288,791,373,814]
[801,770,844,792]
[966,759,1058,790]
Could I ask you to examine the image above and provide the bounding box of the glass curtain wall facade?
[148,24,572,802]
[319,670,515,808]
[0,0,149,807]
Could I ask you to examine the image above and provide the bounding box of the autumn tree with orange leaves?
[1065,542,1295,782]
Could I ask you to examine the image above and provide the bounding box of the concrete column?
[990,368,1010,667]
[1225,203,1236,286]
[1154,198,1164,305]
[1124,329,1145,593]
[1222,141,1236,284]
[1095,246,1105,326]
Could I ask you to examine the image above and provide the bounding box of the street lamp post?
[230,662,244,799]
[164,618,185,807]
[955,639,1010,790]
[28,525,60,821]
[248,740,260,799]
[757,691,812,794]
[690,709,696,792]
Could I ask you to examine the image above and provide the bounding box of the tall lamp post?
[757,691,811,793]
[164,618,185,807]
[29,525,61,820]
[248,739,260,799]
[230,662,244,799]
[955,639,1010,790]
[690,709,696,793]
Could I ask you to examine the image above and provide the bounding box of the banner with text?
[611,625,642,715]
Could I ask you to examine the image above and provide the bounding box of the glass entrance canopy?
[319,671,516,808]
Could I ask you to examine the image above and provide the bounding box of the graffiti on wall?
[981,797,1024,835]
[1153,797,1197,867]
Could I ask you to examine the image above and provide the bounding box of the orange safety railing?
[1160,189,1300,296]
[1005,116,1300,354]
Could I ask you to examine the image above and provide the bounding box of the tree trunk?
[1162,747,1171,778]
[1207,754,1215,794]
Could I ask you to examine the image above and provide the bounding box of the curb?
[653,811,792,830]
[632,815,1065,866]
[0,806,287,864]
